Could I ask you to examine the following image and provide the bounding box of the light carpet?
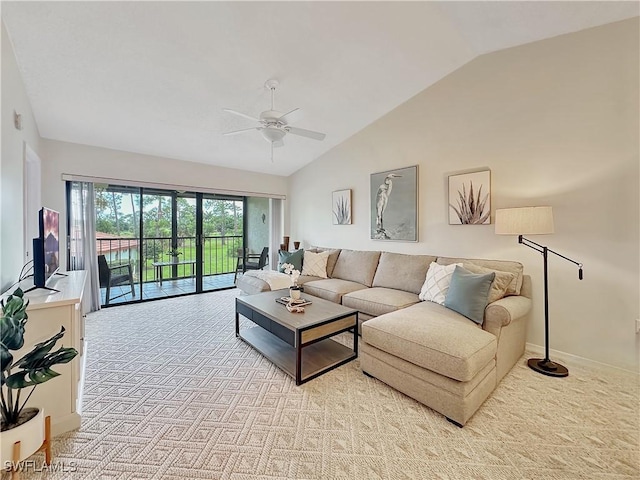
[7,289,639,479]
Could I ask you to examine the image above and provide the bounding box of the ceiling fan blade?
[223,108,260,123]
[223,127,260,136]
[277,108,302,124]
[273,139,284,148]
[286,126,326,141]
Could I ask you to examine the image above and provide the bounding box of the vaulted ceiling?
[3,2,638,176]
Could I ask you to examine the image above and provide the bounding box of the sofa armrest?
[484,295,532,332]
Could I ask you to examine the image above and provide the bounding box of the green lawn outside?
[137,237,243,282]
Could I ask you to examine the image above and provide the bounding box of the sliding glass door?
[94,184,141,305]
[201,195,244,292]
[87,182,244,306]
[140,189,199,299]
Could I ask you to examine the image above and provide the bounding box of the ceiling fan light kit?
[261,127,286,143]
[223,79,326,161]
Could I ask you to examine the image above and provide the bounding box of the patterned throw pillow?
[419,262,463,304]
[301,250,330,278]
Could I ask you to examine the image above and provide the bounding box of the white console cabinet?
[1,271,87,436]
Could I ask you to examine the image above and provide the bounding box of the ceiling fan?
[223,79,326,161]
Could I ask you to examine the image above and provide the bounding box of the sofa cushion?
[301,250,330,278]
[362,301,497,382]
[297,275,323,285]
[331,250,381,287]
[302,278,368,304]
[463,262,515,304]
[372,252,437,294]
[278,249,304,272]
[361,342,495,398]
[342,287,420,317]
[309,247,342,277]
[419,262,462,304]
[437,257,524,296]
[444,266,495,325]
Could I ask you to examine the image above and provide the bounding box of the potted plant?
[167,247,182,264]
[1,288,78,465]
[282,263,301,300]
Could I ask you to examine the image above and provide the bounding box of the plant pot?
[0,407,45,465]
[289,287,301,300]
[171,256,179,264]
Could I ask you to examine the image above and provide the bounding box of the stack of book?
[276,297,312,307]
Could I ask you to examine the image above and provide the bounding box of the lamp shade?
[494,206,554,235]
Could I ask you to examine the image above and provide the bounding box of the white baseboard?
[51,412,81,437]
[525,342,639,376]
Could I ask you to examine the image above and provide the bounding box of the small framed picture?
[448,170,491,225]
[332,189,352,225]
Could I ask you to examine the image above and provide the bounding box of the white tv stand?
[2,271,87,436]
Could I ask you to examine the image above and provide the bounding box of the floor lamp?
[495,206,583,378]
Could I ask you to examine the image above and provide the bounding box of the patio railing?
[96,235,243,283]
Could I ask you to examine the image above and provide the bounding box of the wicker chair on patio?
[98,255,135,306]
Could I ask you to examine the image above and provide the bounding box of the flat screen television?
[29,207,60,292]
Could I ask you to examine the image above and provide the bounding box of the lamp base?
[527,358,569,377]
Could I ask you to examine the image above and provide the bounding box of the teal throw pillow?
[444,266,495,325]
[278,249,304,273]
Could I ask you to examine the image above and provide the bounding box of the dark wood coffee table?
[235,290,358,385]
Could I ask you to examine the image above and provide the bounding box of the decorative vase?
[289,287,301,300]
[293,241,300,250]
[0,407,45,465]
[171,256,179,264]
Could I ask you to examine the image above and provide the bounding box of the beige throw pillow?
[309,246,341,277]
[464,262,516,304]
[301,250,330,278]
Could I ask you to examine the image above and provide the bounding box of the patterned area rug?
[6,289,639,479]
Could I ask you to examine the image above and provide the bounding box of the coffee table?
[235,290,358,385]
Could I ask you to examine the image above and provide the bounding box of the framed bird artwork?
[370,165,418,241]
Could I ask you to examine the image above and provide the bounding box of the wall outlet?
[636,318,640,334]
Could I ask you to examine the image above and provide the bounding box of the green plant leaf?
[13,327,67,368]
[1,315,26,353]
[1,345,13,377]
[43,347,78,365]
[1,288,28,320]
[5,367,61,388]
[5,344,77,389]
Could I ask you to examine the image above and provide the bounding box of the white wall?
[289,19,640,371]
[1,22,42,291]
[41,139,288,269]
[247,196,269,255]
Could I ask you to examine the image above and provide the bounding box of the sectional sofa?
[236,247,532,426]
